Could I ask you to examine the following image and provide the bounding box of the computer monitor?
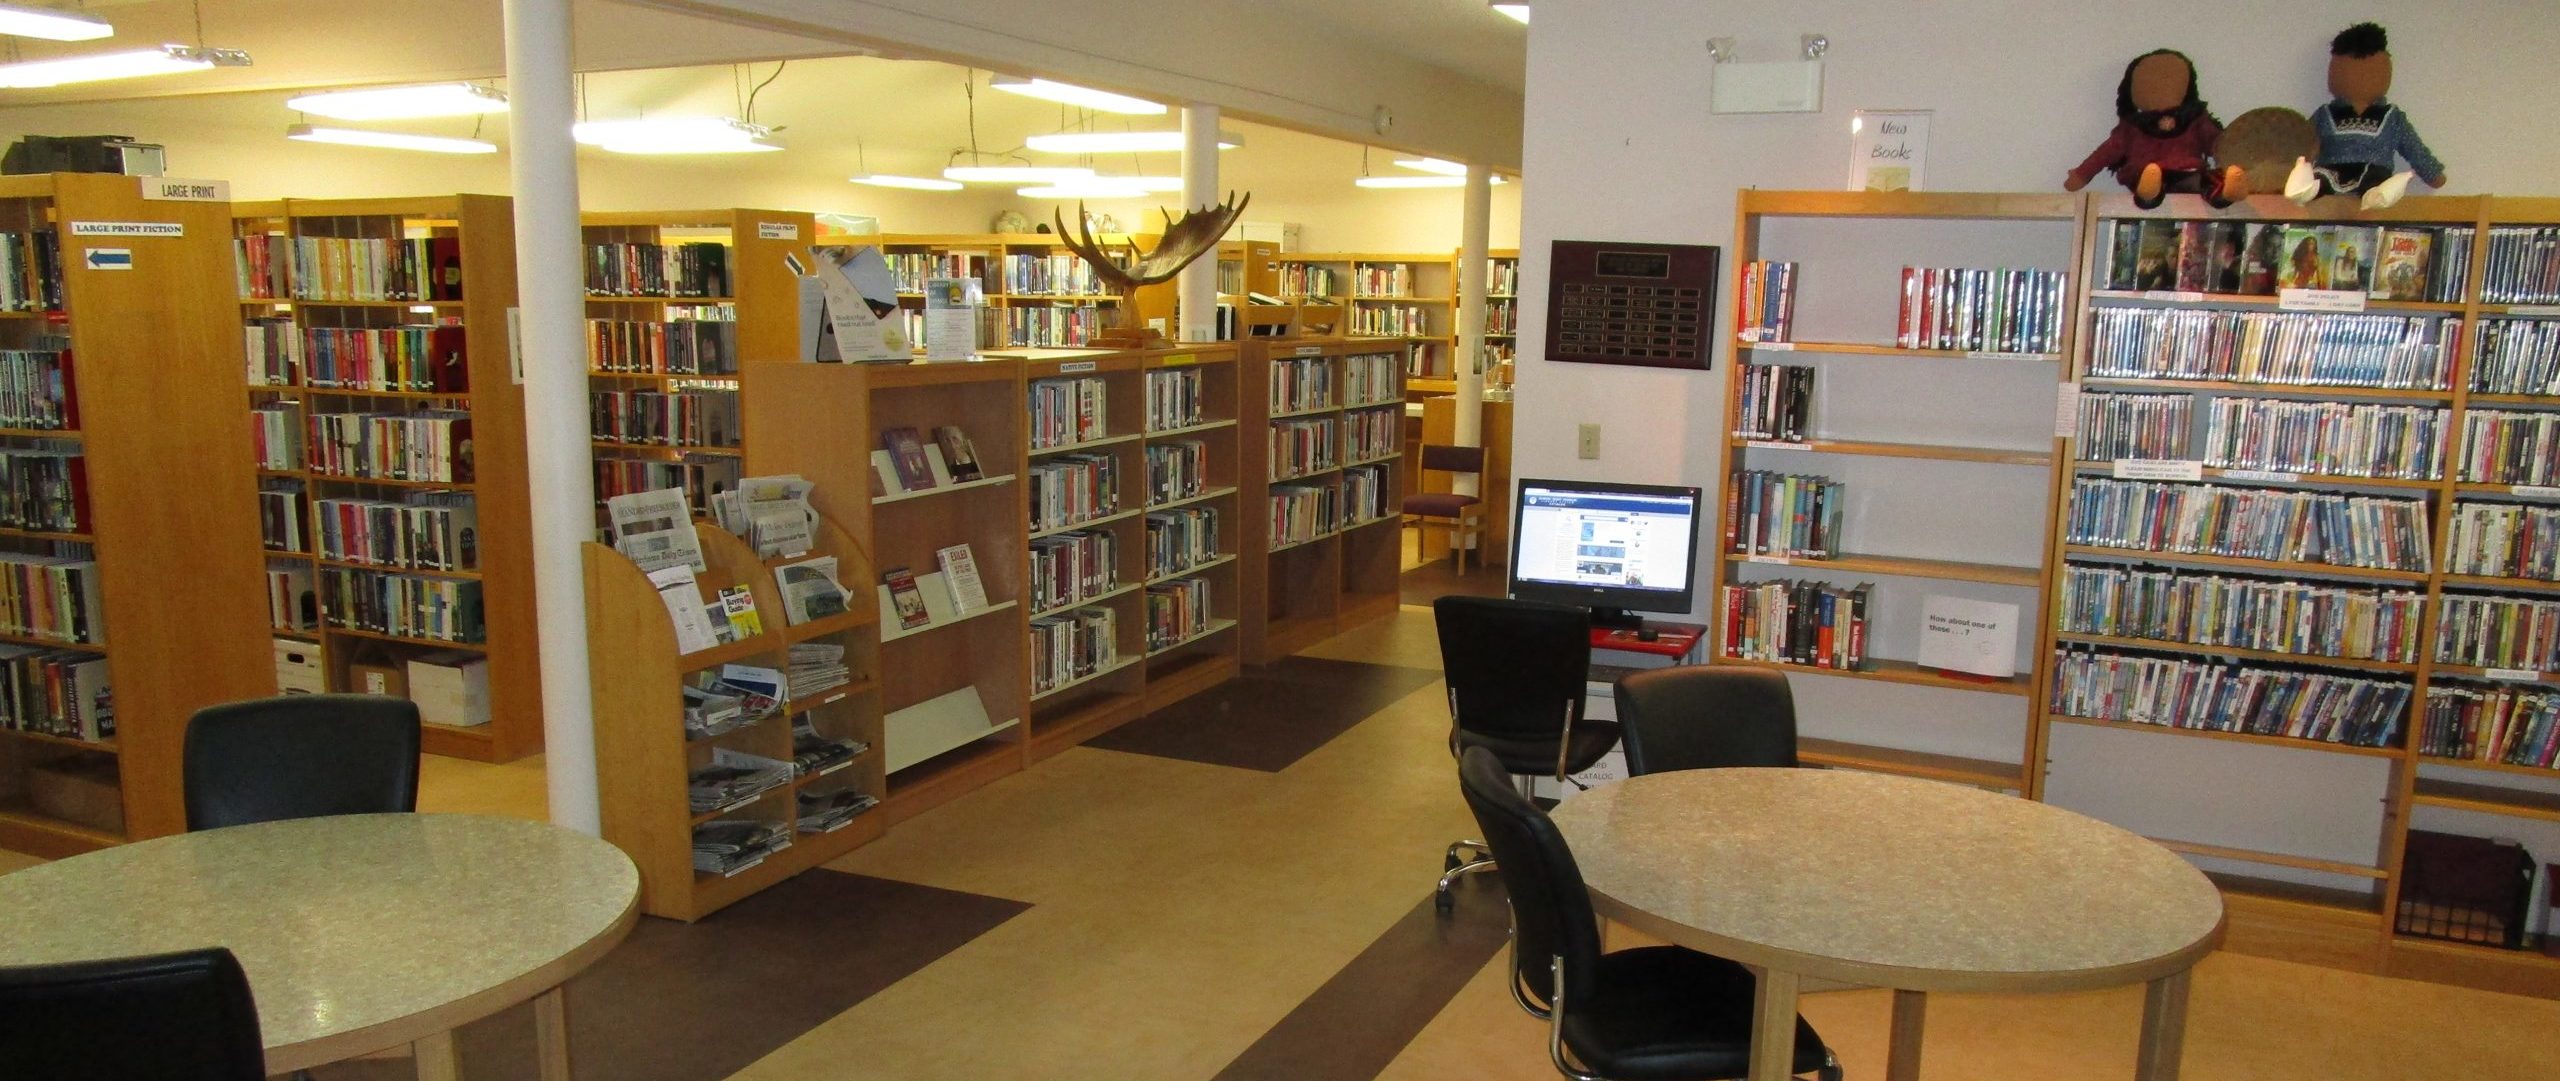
[1507,478,1704,628]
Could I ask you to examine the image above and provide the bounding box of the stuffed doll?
[2064,49,2244,208]
[2286,23,2446,209]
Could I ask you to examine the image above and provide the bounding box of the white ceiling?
[1254,0,1527,93]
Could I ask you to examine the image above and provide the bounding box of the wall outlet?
[1577,423,1600,460]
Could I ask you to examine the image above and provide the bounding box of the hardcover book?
[936,543,989,612]
[881,427,937,491]
[934,424,984,483]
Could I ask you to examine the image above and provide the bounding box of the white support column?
[1178,103,1221,344]
[503,0,600,835]
[1453,162,1493,503]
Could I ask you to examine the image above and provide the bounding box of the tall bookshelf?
[1458,247,1521,378]
[1719,191,2084,793]
[0,173,273,855]
[1283,253,1455,383]
[876,233,1174,349]
[232,194,539,762]
[1239,337,1409,665]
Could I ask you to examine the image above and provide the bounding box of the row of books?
[1342,464,1392,526]
[1486,258,1520,296]
[2057,562,2425,663]
[1145,507,1220,580]
[1143,440,1208,507]
[1029,375,1108,450]
[1718,578,1871,670]
[1269,356,1333,413]
[258,483,305,552]
[0,231,61,311]
[2076,392,2191,462]
[1734,363,1814,441]
[2084,309,2459,391]
[1348,304,1431,337]
[1278,263,1339,298]
[1031,606,1119,694]
[2481,227,2560,305]
[0,645,109,743]
[2447,501,2560,581]
[240,234,462,303]
[2456,410,2560,487]
[587,319,739,376]
[1725,471,1844,559]
[252,403,300,470]
[0,348,75,430]
[584,242,731,298]
[1145,577,1214,651]
[306,411,475,483]
[594,455,739,516]
[2066,478,2433,573]
[2097,219,2465,302]
[0,554,103,645]
[1345,407,1397,462]
[321,566,484,643]
[1004,305,1101,348]
[590,390,740,450]
[1483,299,1518,335]
[888,252,990,294]
[1029,529,1116,616]
[1896,266,2069,354]
[265,561,313,631]
[245,321,296,387]
[293,326,468,393]
[1147,368,1209,431]
[2434,594,2560,673]
[1345,352,1400,406]
[1028,453,1119,534]
[1269,416,1338,480]
[2418,684,2560,768]
[1269,483,1340,546]
[1351,264,1414,297]
[2049,646,2410,748]
[2201,398,2447,481]
[2471,317,2560,397]
[312,493,479,573]
[1003,253,1100,297]
[0,449,86,534]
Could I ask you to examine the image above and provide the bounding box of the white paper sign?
[2511,485,2560,500]
[2279,288,2368,313]
[140,178,230,201]
[68,221,181,237]
[757,221,800,240]
[2054,381,2081,438]
[2485,668,2545,683]
[1848,110,1930,192]
[2509,305,2560,317]
[2113,459,2205,482]
[2221,469,2301,484]
[1916,595,2019,679]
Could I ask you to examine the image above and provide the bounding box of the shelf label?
[68,220,182,237]
[1743,554,1792,565]
[815,760,850,778]
[1160,353,1198,366]
[2503,305,2560,317]
[1293,345,1325,356]
[1742,439,1802,450]
[819,819,852,833]
[2220,469,2301,484]
[2278,288,2368,313]
[757,221,800,240]
[2053,380,2081,438]
[2485,668,2546,683]
[1057,360,1098,373]
[820,692,847,706]
[2113,459,2204,482]
[1754,340,1795,351]
[81,248,131,271]
[1967,350,2050,361]
[140,177,229,202]
[2512,485,2560,500]
[2140,290,2206,302]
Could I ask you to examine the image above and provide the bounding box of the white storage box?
[406,650,490,728]
[274,637,324,695]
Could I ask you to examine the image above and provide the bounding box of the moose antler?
[1052,191,1251,333]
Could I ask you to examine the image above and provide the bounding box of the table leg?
[534,986,573,1081]
[412,1030,460,1081]
[2133,967,2193,1081]
[1886,989,1927,1081]
[1748,967,1801,1081]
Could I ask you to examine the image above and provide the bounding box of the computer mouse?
[1636,628,1660,642]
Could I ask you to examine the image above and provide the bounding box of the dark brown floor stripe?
[1086,656,1441,771]
[1211,872,1513,1081]
[312,869,1027,1081]
[1399,556,1510,609]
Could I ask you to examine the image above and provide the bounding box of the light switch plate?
[1578,423,1601,459]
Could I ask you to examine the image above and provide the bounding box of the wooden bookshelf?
[1239,337,1409,665]
[876,232,1174,348]
[1715,190,2081,793]
[1455,248,1520,376]
[0,174,273,855]
[232,193,539,762]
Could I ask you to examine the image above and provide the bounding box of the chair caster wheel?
[1434,888,1455,915]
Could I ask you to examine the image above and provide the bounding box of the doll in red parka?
[2064,49,2245,208]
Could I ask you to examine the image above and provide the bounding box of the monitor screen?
[1508,478,1703,622]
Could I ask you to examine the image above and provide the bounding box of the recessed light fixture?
[1016,178,1154,199]
[943,164,1095,184]
[1354,174,1510,189]
[1024,130,1241,154]
[1491,2,1529,24]
[1394,157,1469,176]
[851,174,964,191]
[573,117,781,154]
[286,83,508,121]
[0,2,111,42]
[287,124,498,155]
[0,43,251,89]
[987,76,1165,116]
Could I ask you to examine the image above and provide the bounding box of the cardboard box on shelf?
[407,651,490,728]
[274,637,324,695]
[348,662,408,700]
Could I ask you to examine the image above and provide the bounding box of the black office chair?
[184,694,422,831]
[0,947,267,1080]
[1612,666,1800,775]
[1459,747,1840,1081]
[1434,595,1617,913]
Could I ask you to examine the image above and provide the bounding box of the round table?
[1548,769,2226,1081]
[0,813,639,1078]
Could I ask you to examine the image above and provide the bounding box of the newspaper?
[609,488,704,574]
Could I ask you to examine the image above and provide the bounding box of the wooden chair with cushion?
[1403,443,1488,573]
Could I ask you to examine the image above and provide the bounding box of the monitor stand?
[1587,606,1646,630]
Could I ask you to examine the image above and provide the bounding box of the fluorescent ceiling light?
[0,3,111,41]
[943,164,1093,184]
[1394,157,1469,176]
[1355,174,1509,189]
[988,76,1165,116]
[573,117,781,154]
[0,43,251,89]
[1024,130,1241,154]
[287,124,497,155]
[1017,178,1153,199]
[287,83,507,121]
[850,173,963,191]
[1492,3,1529,24]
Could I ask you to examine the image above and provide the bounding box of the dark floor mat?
[1086,655,1442,772]
[1399,556,1509,608]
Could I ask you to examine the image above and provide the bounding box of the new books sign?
[1849,110,1930,192]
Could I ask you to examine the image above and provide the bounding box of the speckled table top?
[1548,770,2225,986]
[0,813,638,1064]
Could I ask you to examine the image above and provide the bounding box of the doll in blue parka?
[2285,22,2446,209]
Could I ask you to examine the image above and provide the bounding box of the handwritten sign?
[1917,595,2019,679]
[1848,110,1930,192]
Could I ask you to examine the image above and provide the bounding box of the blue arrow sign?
[83,249,132,271]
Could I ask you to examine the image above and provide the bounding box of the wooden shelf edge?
[2048,712,2403,759]
[1793,736,2022,791]
[1716,654,2033,697]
